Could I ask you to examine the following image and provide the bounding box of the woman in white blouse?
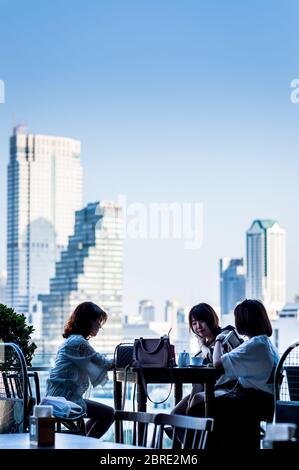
[213,299,279,397]
[46,301,115,438]
[188,299,279,449]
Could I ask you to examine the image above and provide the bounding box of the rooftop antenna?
[13,122,28,135]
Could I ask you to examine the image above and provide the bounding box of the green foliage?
[0,304,37,366]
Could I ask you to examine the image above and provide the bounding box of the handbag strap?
[138,337,168,355]
[121,360,135,410]
[138,361,174,405]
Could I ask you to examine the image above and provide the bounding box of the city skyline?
[1,1,299,317]
[2,125,292,321]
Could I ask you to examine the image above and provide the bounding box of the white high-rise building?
[246,219,286,318]
[272,303,299,353]
[164,300,180,335]
[164,300,189,352]
[7,126,82,322]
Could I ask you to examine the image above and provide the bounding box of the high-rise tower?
[7,126,82,324]
[246,219,285,318]
[220,258,245,315]
[39,202,123,354]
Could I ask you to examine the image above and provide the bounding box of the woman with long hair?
[46,301,115,439]
[172,302,237,415]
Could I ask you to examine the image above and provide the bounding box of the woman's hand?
[215,332,227,343]
[197,337,211,359]
[213,335,225,368]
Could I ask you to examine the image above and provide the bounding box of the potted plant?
[0,304,37,366]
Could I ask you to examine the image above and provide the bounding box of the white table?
[0,433,144,449]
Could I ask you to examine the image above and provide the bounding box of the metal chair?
[29,372,86,435]
[55,413,86,435]
[114,410,156,446]
[153,413,214,449]
[274,340,299,444]
[0,342,28,433]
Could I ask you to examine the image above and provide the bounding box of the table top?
[115,366,222,384]
[0,433,144,449]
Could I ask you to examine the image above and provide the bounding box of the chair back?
[274,341,299,402]
[152,413,213,449]
[114,410,156,446]
[0,342,28,433]
[274,341,299,444]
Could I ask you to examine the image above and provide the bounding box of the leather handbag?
[133,335,175,368]
[131,335,176,405]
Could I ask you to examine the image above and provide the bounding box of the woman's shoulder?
[249,334,268,343]
[250,335,273,347]
[240,335,270,351]
[63,334,87,347]
[61,335,97,358]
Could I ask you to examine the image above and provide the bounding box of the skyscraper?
[164,300,189,353]
[220,258,245,315]
[6,126,82,322]
[246,219,286,318]
[40,201,123,354]
[138,300,155,322]
[164,299,181,340]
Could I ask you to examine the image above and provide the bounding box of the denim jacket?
[46,335,114,412]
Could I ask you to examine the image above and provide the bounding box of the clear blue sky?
[1,0,299,317]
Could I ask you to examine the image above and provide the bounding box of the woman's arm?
[213,334,226,368]
[65,337,114,386]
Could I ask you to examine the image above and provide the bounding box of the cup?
[190,356,204,366]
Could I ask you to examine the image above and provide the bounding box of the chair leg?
[55,418,85,435]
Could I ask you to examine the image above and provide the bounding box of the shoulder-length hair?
[63,301,107,339]
[188,303,221,337]
[234,299,272,337]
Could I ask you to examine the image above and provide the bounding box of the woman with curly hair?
[46,301,115,439]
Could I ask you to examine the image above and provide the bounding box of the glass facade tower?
[220,258,245,315]
[39,202,123,354]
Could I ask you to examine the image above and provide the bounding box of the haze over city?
[1,0,299,318]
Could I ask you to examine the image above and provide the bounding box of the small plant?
[0,304,37,366]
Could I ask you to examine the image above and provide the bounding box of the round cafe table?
[0,433,144,449]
